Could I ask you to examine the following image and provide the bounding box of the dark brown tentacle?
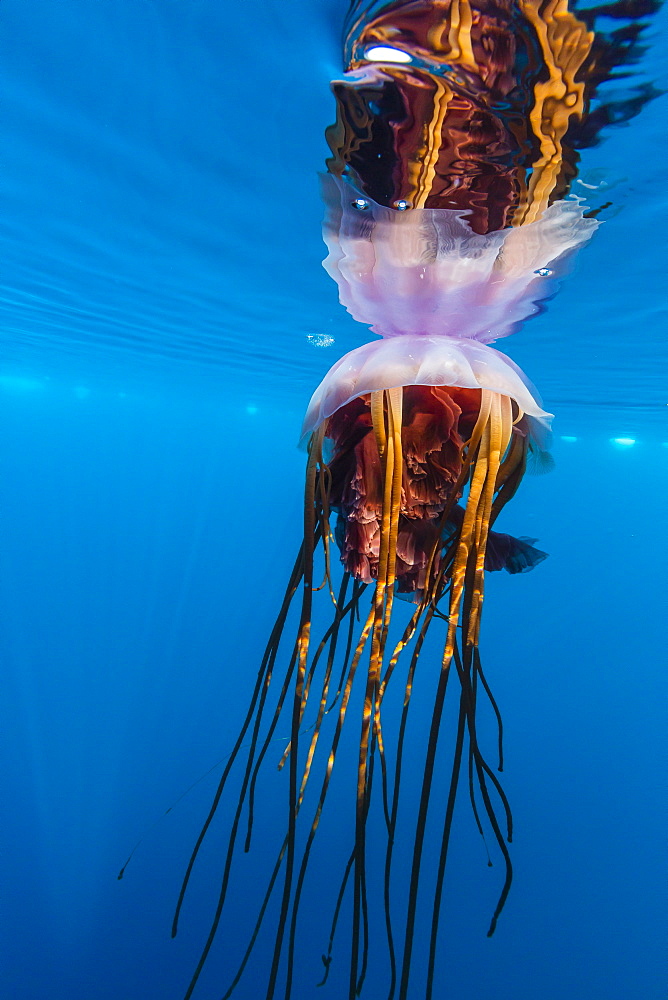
[173,542,305,941]
[397,623,454,1000]
[282,574,353,996]
[352,388,403,1000]
[325,580,366,714]
[220,836,288,1000]
[265,435,322,1000]
[426,662,468,1000]
[317,848,355,988]
[398,393,494,1000]
[355,722,376,998]
[281,598,375,998]
[475,649,505,771]
[243,641,298,853]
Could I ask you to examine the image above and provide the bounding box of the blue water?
[1,2,666,999]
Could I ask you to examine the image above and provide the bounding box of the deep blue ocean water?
[1,2,666,999]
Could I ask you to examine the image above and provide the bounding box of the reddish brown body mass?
[326,385,481,590]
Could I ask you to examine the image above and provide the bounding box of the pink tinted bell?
[302,334,552,449]
[322,175,598,343]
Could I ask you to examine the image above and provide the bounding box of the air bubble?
[307,334,335,348]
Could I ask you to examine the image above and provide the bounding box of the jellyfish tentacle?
[246,572,355,852]
[317,847,355,988]
[370,390,387,459]
[376,601,425,837]
[377,600,441,1000]
[469,395,512,645]
[281,600,375,998]
[351,387,403,1000]
[372,388,406,836]
[245,641,299,851]
[467,721,494,854]
[372,388,405,799]
[317,455,339,607]
[298,572,351,794]
[355,724,377,998]
[440,398,517,959]
[326,579,366,714]
[265,430,322,1000]
[460,647,515,938]
[277,567,350,771]
[221,835,289,1000]
[396,610,457,1000]
[182,441,324,1000]
[383,597,440,1000]
[222,579,365,999]
[426,677,468,1000]
[380,389,495,1000]
[179,573,305,996]
[398,392,496,1000]
[172,539,306,941]
[475,644,505,771]
[283,571,355,996]
[457,400,515,820]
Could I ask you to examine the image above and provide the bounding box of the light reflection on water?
[0,1,666,428]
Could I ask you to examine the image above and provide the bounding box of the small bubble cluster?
[307,334,335,348]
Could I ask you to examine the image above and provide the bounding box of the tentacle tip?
[316,955,332,988]
[117,868,125,880]
[507,834,513,843]
[487,860,493,868]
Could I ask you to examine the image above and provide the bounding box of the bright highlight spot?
[611,437,636,447]
[246,405,258,416]
[0,375,44,392]
[364,45,412,64]
[560,435,578,443]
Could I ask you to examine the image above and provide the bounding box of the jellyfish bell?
[321,173,599,341]
[302,334,552,435]
[302,333,551,598]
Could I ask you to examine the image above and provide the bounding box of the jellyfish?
[171,2,659,998]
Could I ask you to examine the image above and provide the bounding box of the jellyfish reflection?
[173,1,658,998]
